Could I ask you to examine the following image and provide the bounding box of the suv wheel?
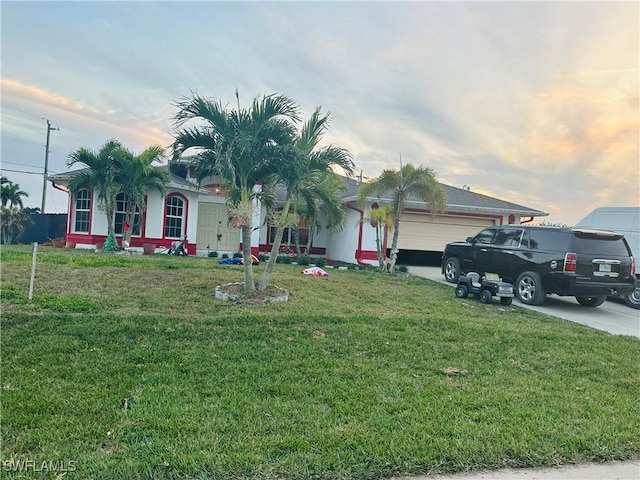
[625,283,640,310]
[444,257,461,283]
[516,272,546,306]
[576,296,607,307]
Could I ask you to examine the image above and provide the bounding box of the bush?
[258,254,267,262]
[208,251,218,258]
[396,264,408,273]
[233,252,242,258]
[277,255,292,264]
[221,253,229,259]
[315,258,326,268]
[297,257,310,266]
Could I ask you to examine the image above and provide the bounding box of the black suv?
[442,225,636,307]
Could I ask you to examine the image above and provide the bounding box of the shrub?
[297,257,310,266]
[258,254,267,262]
[208,251,218,258]
[277,255,292,264]
[315,258,326,268]
[233,252,242,258]
[396,264,408,273]
[221,253,229,259]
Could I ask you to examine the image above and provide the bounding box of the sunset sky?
[1,1,638,225]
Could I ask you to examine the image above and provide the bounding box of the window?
[474,228,496,245]
[493,228,524,247]
[73,189,91,233]
[114,193,141,236]
[269,224,309,247]
[164,195,185,239]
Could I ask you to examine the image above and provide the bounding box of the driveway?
[410,266,640,338]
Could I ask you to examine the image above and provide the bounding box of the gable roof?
[47,167,209,194]
[340,176,547,218]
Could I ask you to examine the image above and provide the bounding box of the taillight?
[564,252,577,272]
[632,256,636,276]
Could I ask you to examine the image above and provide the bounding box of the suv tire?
[575,296,607,307]
[625,283,640,310]
[516,271,546,306]
[444,257,461,283]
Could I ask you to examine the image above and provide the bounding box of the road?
[409,266,640,338]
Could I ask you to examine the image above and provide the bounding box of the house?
[47,167,547,264]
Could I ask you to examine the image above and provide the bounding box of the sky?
[1,0,638,225]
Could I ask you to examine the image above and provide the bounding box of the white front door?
[196,203,239,252]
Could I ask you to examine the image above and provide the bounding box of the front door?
[196,203,239,252]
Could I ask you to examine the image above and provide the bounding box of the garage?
[397,213,496,252]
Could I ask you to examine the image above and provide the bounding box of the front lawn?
[1,246,639,479]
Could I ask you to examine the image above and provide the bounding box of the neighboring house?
[47,167,547,264]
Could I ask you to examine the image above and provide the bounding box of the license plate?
[599,264,612,272]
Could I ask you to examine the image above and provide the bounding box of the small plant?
[221,253,229,259]
[258,253,267,262]
[396,264,408,273]
[277,255,292,264]
[208,251,218,258]
[233,252,242,259]
[297,257,310,266]
[315,258,326,268]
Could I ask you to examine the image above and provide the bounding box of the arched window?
[114,193,141,236]
[164,194,186,239]
[73,189,91,233]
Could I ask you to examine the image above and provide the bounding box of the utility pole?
[41,119,59,212]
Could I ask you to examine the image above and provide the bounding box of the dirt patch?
[215,282,289,304]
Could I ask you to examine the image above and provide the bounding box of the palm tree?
[67,140,123,243]
[0,177,32,244]
[365,204,394,272]
[257,108,353,291]
[1,176,28,208]
[113,145,170,245]
[172,92,300,292]
[357,162,446,273]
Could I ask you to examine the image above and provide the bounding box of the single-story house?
[47,165,547,265]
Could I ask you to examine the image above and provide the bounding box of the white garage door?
[398,214,496,251]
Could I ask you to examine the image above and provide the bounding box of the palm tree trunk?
[388,216,401,273]
[258,201,291,291]
[375,225,385,272]
[241,225,255,292]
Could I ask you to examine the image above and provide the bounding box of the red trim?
[358,250,379,261]
[65,233,195,255]
[345,203,366,265]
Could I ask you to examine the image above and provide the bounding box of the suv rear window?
[572,234,630,256]
[523,229,571,251]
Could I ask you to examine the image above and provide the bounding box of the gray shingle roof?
[47,167,209,194]
[339,176,547,217]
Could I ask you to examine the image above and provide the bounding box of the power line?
[0,168,43,175]
[1,160,45,170]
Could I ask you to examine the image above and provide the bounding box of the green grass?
[1,245,639,479]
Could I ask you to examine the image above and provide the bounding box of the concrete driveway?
[409,266,640,338]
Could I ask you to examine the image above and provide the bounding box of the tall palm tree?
[172,92,300,292]
[365,204,394,272]
[0,177,32,244]
[113,145,170,245]
[257,108,354,290]
[1,176,28,208]
[67,140,123,241]
[357,163,446,273]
